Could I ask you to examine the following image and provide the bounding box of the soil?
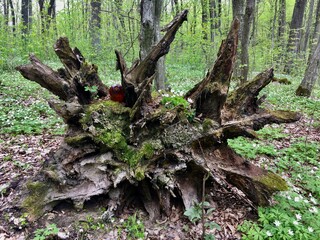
[0,115,318,240]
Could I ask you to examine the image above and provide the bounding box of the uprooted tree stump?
[16,11,300,221]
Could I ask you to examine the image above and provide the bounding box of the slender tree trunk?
[191,0,197,34]
[271,0,278,49]
[240,0,255,83]
[201,0,208,40]
[278,0,286,40]
[8,0,15,33]
[140,0,166,90]
[309,0,320,63]
[215,0,222,35]
[3,0,9,26]
[283,0,307,74]
[296,39,320,97]
[21,0,32,35]
[90,0,102,50]
[209,0,216,42]
[232,0,245,79]
[301,0,315,53]
[154,0,166,90]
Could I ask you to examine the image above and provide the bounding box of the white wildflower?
[119,219,124,223]
[187,98,193,103]
[310,197,317,204]
[294,197,300,202]
[293,220,299,225]
[308,227,314,233]
[309,207,318,213]
[266,231,272,237]
[274,220,281,227]
[288,229,294,236]
[295,214,302,220]
[287,195,292,200]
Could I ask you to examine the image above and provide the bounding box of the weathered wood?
[15,10,301,221]
[185,18,239,123]
[116,10,188,108]
[16,54,76,101]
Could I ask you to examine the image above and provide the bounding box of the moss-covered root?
[22,181,50,218]
[226,171,288,206]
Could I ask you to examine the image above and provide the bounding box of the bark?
[8,0,15,33]
[296,39,320,97]
[90,0,102,50]
[232,0,245,79]
[209,0,216,42]
[15,11,301,221]
[240,0,255,83]
[309,0,320,63]
[278,0,286,40]
[140,0,166,91]
[201,0,209,40]
[3,0,9,26]
[21,0,32,35]
[283,0,307,74]
[301,0,315,53]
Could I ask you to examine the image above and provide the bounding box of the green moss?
[22,181,49,217]
[255,172,288,191]
[64,134,91,146]
[134,167,145,181]
[79,100,164,168]
[202,118,219,132]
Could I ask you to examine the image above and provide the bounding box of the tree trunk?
[232,0,245,79]
[209,0,216,42]
[90,0,101,50]
[301,0,315,53]
[278,0,286,40]
[201,0,208,40]
[3,0,9,26]
[296,39,320,97]
[21,0,32,35]
[309,0,320,63]
[8,0,15,33]
[283,0,307,74]
[140,0,166,91]
[240,0,255,83]
[15,11,300,221]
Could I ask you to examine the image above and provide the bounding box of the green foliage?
[184,201,221,239]
[33,224,59,240]
[122,213,145,239]
[0,72,64,135]
[238,192,319,240]
[228,137,278,159]
[161,95,195,121]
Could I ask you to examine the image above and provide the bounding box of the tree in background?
[140,0,166,90]
[283,0,307,74]
[201,0,208,40]
[308,0,320,63]
[38,0,56,33]
[296,39,320,97]
[21,0,32,36]
[90,0,101,50]
[240,0,255,83]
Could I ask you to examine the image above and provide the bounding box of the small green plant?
[184,201,221,239]
[161,95,195,121]
[228,137,278,159]
[122,213,145,239]
[33,224,59,240]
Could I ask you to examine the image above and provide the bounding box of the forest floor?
[0,116,318,240]
[0,70,319,239]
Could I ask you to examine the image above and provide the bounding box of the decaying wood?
[15,11,301,221]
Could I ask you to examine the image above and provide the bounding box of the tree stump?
[16,10,300,221]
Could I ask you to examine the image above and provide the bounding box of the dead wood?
[15,11,301,221]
